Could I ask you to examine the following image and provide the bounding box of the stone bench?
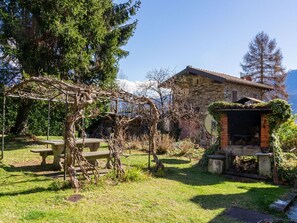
[60,151,113,168]
[83,151,112,167]
[30,148,54,165]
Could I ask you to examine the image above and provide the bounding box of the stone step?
[269,191,297,212]
[225,171,268,180]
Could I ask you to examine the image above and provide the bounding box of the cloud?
[117,79,144,93]
[117,79,171,100]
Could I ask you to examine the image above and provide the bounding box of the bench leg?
[106,157,112,169]
[41,154,47,165]
[52,145,64,170]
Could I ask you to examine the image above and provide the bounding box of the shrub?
[174,138,195,156]
[278,158,297,186]
[140,134,149,151]
[278,115,297,152]
[197,142,219,169]
[48,179,71,191]
[127,135,142,150]
[155,133,174,154]
[123,167,147,182]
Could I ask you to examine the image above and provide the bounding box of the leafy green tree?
[241,31,288,101]
[0,0,140,134]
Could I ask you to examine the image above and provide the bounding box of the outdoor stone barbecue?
[208,98,275,178]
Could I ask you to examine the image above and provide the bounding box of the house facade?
[162,66,273,146]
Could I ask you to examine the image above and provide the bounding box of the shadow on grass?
[191,186,289,222]
[2,135,42,151]
[191,187,283,210]
[156,163,225,186]
[0,178,51,187]
[1,164,63,178]
[0,186,50,197]
[159,158,190,165]
[3,164,53,172]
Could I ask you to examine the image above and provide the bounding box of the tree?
[137,68,202,142]
[241,31,288,101]
[0,0,140,134]
[139,68,172,117]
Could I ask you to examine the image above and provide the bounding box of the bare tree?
[139,68,173,132]
[241,31,288,100]
[141,69,172,114]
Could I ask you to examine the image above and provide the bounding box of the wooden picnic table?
[38,138,108,170]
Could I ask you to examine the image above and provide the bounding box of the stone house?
[161,66,273,146]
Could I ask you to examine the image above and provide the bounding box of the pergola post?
[47,100,51,145]
[81,108,85,138]
[63,93,69,181]
[148,107,151,170]
[1,94,6,160]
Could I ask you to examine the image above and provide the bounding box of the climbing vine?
[5,77,162,190]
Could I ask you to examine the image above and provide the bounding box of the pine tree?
[241,31,288,101]
[0,0,140,134]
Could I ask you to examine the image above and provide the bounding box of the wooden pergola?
[1,77,162,189]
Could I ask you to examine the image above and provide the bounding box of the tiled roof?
[162,66,273,90]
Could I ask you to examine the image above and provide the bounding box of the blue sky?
[116,0,297,81]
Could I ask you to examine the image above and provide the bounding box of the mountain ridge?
[287,70,297,114]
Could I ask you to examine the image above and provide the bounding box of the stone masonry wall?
[224,83,262,102]
[173,75,225,145]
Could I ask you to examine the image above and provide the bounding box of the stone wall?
[224,83,262,102]
[172,75,225,145]
[188,75,225,113]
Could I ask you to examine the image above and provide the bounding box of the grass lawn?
[0,136,291,222]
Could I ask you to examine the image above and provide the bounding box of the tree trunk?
[11,99,33,135]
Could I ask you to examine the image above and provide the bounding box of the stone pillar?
[260,115,270,148]
[220,113,228,149]
[256,153,272,178]
[208,155,226,174]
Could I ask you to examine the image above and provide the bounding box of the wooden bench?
[30,148,54,165]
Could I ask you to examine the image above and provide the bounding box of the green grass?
[0,136,291,222]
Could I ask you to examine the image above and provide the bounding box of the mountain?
[286,70,297,114]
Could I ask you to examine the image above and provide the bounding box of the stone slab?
[207,155,226,160]
[255,153,273,156]
[222,145,261,156]
[223,207,275,223]
[269,192,297,212]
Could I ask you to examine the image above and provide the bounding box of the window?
[232,90,237,102]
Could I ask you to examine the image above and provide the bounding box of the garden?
[1,79,297,222]
[0,135,291,223]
